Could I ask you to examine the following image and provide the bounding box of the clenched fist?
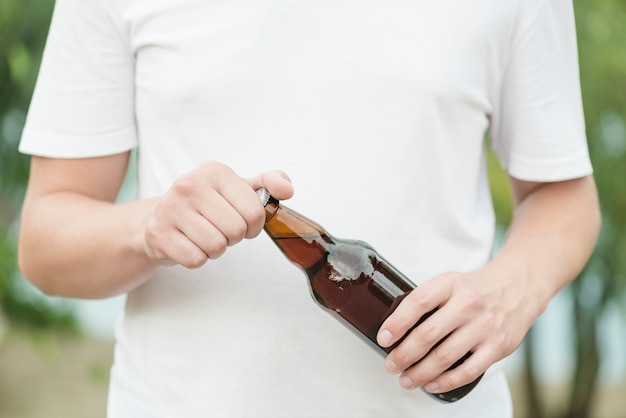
[144,161,294,268]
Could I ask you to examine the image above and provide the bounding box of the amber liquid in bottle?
[258,189,483,403]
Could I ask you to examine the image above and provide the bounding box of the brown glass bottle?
[257,189,483,403]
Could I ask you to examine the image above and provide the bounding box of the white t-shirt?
[21,0,591,416]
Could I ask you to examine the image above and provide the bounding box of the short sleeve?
[19,0,136,158]
[490,0,593,182]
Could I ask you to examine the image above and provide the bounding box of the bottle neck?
[257,188,279,221]
[258,189,333,270]
[263,196,280,224]
[258,188,326,239]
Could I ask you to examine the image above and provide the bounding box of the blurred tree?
[490,1,626,417]
[565,1,626,417]
[0,0,76,330]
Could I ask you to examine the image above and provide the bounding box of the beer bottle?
[257,189,483,403]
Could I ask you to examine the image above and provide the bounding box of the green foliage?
[0,0,54,196]
[576,0,626,307]
[573,0,626,323]
[487,146,513,227]
[0,0,77,331]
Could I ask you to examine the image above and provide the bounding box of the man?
[18,0,600,416]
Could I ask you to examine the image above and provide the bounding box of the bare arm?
[18,153,293,299]
[18,152,153,298]
[377,175,601,393]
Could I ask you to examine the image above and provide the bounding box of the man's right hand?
[144,160,294,268]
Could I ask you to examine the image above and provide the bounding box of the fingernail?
[399,375,414,390]
[424,382,439,392]
[385,358,399,374]
[378,329,392,346]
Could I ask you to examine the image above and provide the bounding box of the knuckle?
[208,247,227,260]
[200,161,233,184]
[201,160,225,171]
[408,365,432,384]
[172,173,197,197]
[459,286,485,312]
[247,204,266,225]
[442,365,479,391]
[414,322,438,345]
[481,309,497,327]
[390,349,410,369]
[461,363,481,382]
[489,333,515,358]
[488,331,508,353]
[154,198,177,219]
[205,234,228,256]
[408,291,430,311]
[465,294,484,311]
[433,344,456,365]
[185,251,208,269]
[441,372,459,390]
[228,219,248,243]
[493,333,507,349]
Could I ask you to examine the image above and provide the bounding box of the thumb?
[246,170,294,201]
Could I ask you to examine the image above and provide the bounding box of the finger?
[187,161,266,240]
[383,309,455,375]
[246,170,294,201]
[398,328,482,391]
[422,344,491,395]
[213,182,268,240]
[156,183,233,258]
[377,276,453,348]
[195,188,252,245]
[177,209,230,260]
[145,223,211,268]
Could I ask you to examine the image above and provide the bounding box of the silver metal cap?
[256,188,270,207]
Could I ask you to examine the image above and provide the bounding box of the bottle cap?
[256,188,270,207]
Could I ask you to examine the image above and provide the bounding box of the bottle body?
[259,191,482,402]
[274,231,413,354]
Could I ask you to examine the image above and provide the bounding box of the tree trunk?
[562,290,600,418]
[523,326,545,418]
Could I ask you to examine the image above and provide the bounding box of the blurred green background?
[1,1,625,417]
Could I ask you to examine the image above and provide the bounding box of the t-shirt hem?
[506,151,593,182]
[19,125,138,159]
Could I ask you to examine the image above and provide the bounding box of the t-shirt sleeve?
[490,0,593,182]
[19,0,136,158]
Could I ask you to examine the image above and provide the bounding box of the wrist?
[125,198,162,267]
[485,251,552,325]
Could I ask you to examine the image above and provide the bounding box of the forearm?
[19,192,159,299]
[492,176,601,320]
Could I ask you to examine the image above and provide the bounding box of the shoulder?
[512,0,576,39]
